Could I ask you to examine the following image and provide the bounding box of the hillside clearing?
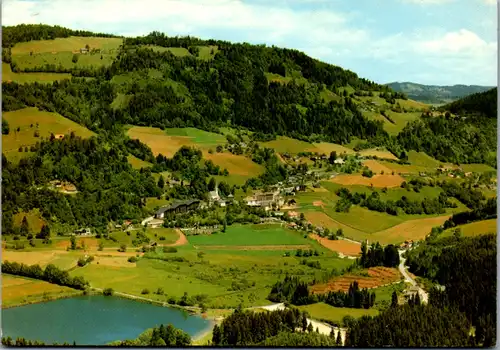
[359,148,398,160]
[362,160,394,174]
[297,303,379,324]
[2,107,94,162]
[2,63,71,84]
[11,36,123,54]
[202,151,264,177]
[442,219,497,238]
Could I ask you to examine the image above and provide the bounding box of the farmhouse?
[74,228,91,236]
[334,158,345,165]
[245,190,284,210]
[155,199,201,219]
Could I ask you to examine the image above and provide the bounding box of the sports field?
[2,107,94,162]
[297,303,379,324]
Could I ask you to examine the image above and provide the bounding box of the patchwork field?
[310,267,402,293]
[2,274,79,308]
[383,111,421,135]
[407,151,441,168]
[297,303,379,324]
[329,174,405,188]
[260,136,317,154]
[442,219,497,238]
[2,62,71,84]
[310,234,361,256]
[312,142,355,156]
[2,107,94,162]
[303,211,367,240]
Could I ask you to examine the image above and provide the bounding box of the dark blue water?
[1,295,212,345]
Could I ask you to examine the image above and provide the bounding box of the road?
[257,303,346,345]
[398,249,428,304]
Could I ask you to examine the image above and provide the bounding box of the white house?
[334,158,345,165]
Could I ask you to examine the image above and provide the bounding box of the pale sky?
[2,0,498,86]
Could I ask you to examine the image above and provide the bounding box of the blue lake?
[2,295,212,345]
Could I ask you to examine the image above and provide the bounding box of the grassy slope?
[13,209,46,233]
[2,107,95,162]
[441,219,497,238]
[2,62,71,84]
[297,302,379,324]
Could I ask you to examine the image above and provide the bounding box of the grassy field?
[382,111,421,135]
[2,107,95,162]
[2,274,80,308]
[203,151,264,177]
[11,37,122,70]
[11,37,123,55]
[260,136,316,154]
[459,164,497,173]
[147,46,192,57]
[407,151,441,168]
[441,219,497,238]
[188,224,310,247]
[145,196,171,212]
[127,155,152,169]
[312,142,355,156]
[2,62,71,84]
[297,303,379,324]
[196,45,219,60]
[13,209,46,233]
[329,174,405,188]
[359,148,398,160]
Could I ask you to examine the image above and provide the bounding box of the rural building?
[155,199,201,219]
[245,190,284,210]
[334,158,345,165]
[147,219,164,229]
[74,228,91,236]
[54,134,65,140]
[208,187,220,204]
[79,48,88,54]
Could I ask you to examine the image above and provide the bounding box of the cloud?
[401,0,455,4]
[1,0,497,85]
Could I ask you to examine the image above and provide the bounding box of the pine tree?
[157,175,165,189]
[208,177,216,191]
[212,324,221,345]
[415,292,421,306]
[307,323,314,333]
[391,291,398,307]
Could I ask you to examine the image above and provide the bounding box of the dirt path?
[167,229,188,246]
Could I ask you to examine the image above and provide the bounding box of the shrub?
[155,287,164,295]
[103,288,114,296]
[163,247,177,253]
[141,288,150,295]
[168,296,176,304]
[128,256,138,263]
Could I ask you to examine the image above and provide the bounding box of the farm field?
[459,164,497,173]
[146,46,192,57]
[196,45,219,60]
[202,151,264,177]
[383,111,421,135]
[310,234,361,257]
[312,142,355,156]
[188,224,311,247]
[145,196,171,212]
[2,107,94,162]
[407,151,441,168]
[310,267,402,293]
[297,303,379,324]
[359,148,398,160]
[2,62,71,84]
[362,160,394,174]
[442,219,497,238]
[329,174,405,188]
[260,136,317,154]
[368,215,451,245]
[126,126,226,158]
[12,52,116,70]
[11,36,123,55]
[2,274,79,308]
[303,211,367,240]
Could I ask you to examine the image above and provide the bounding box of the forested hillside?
[387,82,494,104]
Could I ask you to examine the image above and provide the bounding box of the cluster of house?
[73,228,92,236]
[49,180,77,193]
[399,240,414,249]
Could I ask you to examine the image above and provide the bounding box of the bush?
[103,288,114,296]
[141,288,150,295]
[128,256,138,263]
[168,296,176,304]
[77,258,87,267]
[155,287,164,295]
[163,247,177,253]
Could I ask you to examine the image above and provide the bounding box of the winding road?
[398,249,428,304]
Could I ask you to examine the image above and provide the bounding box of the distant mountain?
[387,82,495,105]
[441,87,497,119]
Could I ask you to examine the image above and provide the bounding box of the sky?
[2,0,498,86]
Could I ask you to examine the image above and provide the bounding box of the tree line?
[405,233,496,346]
[2,261,88,290]
[358,241,400,268]
[268,276,376,309]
